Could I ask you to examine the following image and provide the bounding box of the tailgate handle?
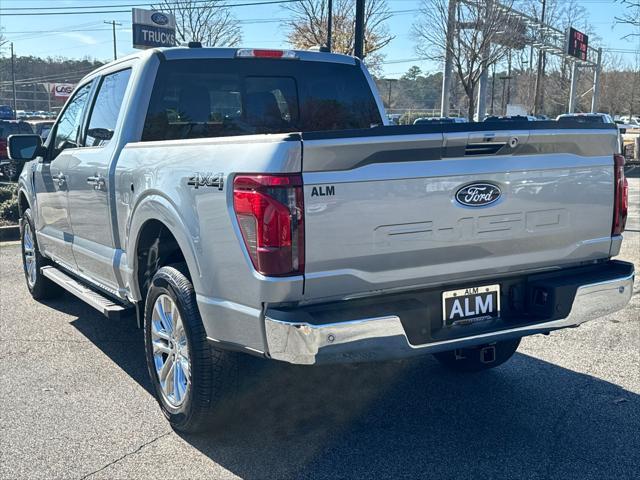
[465,142,506,156]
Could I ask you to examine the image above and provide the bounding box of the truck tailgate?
[301,126,618,302]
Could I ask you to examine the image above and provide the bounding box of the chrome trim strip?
[265,264,635,365]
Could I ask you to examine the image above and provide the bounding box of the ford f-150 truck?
[8,46,633,433]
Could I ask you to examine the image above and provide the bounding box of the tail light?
[612,154,628,235]
[233,174,304,276]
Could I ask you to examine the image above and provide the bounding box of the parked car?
[556,112,615,124]
[27,120,55,142]
[484,115,538,122]
[10,46,633,433]
[0,105,15,120]
[0,120,33,180]
[414,117,467,125]
[557,113,624,153]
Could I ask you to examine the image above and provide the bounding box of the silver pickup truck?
[8,46,634,433]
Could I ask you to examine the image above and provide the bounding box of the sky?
[1,0,639,78]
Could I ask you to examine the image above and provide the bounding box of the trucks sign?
[132,8,176,49]
[567,27,588,61]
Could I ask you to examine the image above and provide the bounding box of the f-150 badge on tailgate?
[455,183,501,207]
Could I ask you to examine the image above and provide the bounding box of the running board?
[41,266,132,320]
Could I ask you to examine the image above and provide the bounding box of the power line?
[0,0,291,9]
[0,0,303,15]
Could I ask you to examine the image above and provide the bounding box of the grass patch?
[0,184,19,226]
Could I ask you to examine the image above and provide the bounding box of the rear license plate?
[442,284,500,327]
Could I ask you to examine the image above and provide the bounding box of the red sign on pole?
[567,27,588,61]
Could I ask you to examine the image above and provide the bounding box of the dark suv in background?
[0,120,33,181]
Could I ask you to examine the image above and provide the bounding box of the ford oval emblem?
[455,183,502,207]
[151,12,169,25]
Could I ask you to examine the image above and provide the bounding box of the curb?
[0,225,19,242]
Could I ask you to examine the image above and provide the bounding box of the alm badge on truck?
[455,182,501,207]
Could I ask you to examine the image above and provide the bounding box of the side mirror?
[86,127,113,141]
[8,134,45,161]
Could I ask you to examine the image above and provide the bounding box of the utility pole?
[440,0,457,117]
[533,0,546,115]
[326,0,333,52]
[104,20,122,61]
[385,78,397,109]
[10,43,17,113]
[490,65,496,114]
[475,0,492,121]
[591,47,602,113]
[354,0,365,59]
[568,61,579,113]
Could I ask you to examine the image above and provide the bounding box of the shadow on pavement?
[178,354,639,479]
[50,293,640,480]
[43,293,152,395]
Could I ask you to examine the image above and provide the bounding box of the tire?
[143,265,238,433]
[433,338,521,373]
[20,208,63,300]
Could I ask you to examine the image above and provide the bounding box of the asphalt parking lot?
[0,169,638,480]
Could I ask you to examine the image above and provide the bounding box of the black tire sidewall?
[143,267,200,428]
[20,208,43,296]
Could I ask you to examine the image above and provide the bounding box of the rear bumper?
[265,261,635,365]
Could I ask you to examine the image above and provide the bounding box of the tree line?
[0,0,638,117]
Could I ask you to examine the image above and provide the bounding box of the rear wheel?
[20,208,62,300]
[433,338,521,373]
[144,266,238,433]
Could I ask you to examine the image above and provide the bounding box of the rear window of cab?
[141,58,382,141]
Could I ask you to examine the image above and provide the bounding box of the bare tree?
[283,0,393,72]
[153,0,242,46]
[413,0,522,120]
[616,1,640,33]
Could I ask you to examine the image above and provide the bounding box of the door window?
[85,69,132,147]
[52,82,93,157]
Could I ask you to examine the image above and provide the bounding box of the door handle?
[86,174,106,191]
[54,172,66,189]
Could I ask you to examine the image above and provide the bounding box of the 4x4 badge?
[187,172,224,190]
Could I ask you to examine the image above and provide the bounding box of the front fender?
[127,192,203,302]
[17,160,38,218]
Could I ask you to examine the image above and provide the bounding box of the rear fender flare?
[128,194,202,302]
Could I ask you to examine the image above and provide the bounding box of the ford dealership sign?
[132,8,176,49]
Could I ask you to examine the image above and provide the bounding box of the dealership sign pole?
[132,8,176,49]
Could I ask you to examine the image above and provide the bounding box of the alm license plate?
[442,284,500,327]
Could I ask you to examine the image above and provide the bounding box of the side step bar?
[41,266,132,320]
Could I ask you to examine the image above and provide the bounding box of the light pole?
[533,0,547,115]
[326,0,333,52]
[354,0,365,58]
[11,43,17,113]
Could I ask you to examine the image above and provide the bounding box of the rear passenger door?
[66,68,131,290]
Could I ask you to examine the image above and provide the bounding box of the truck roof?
[82,46,358,81]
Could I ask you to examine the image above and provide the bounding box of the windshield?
[142,58,382,141]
